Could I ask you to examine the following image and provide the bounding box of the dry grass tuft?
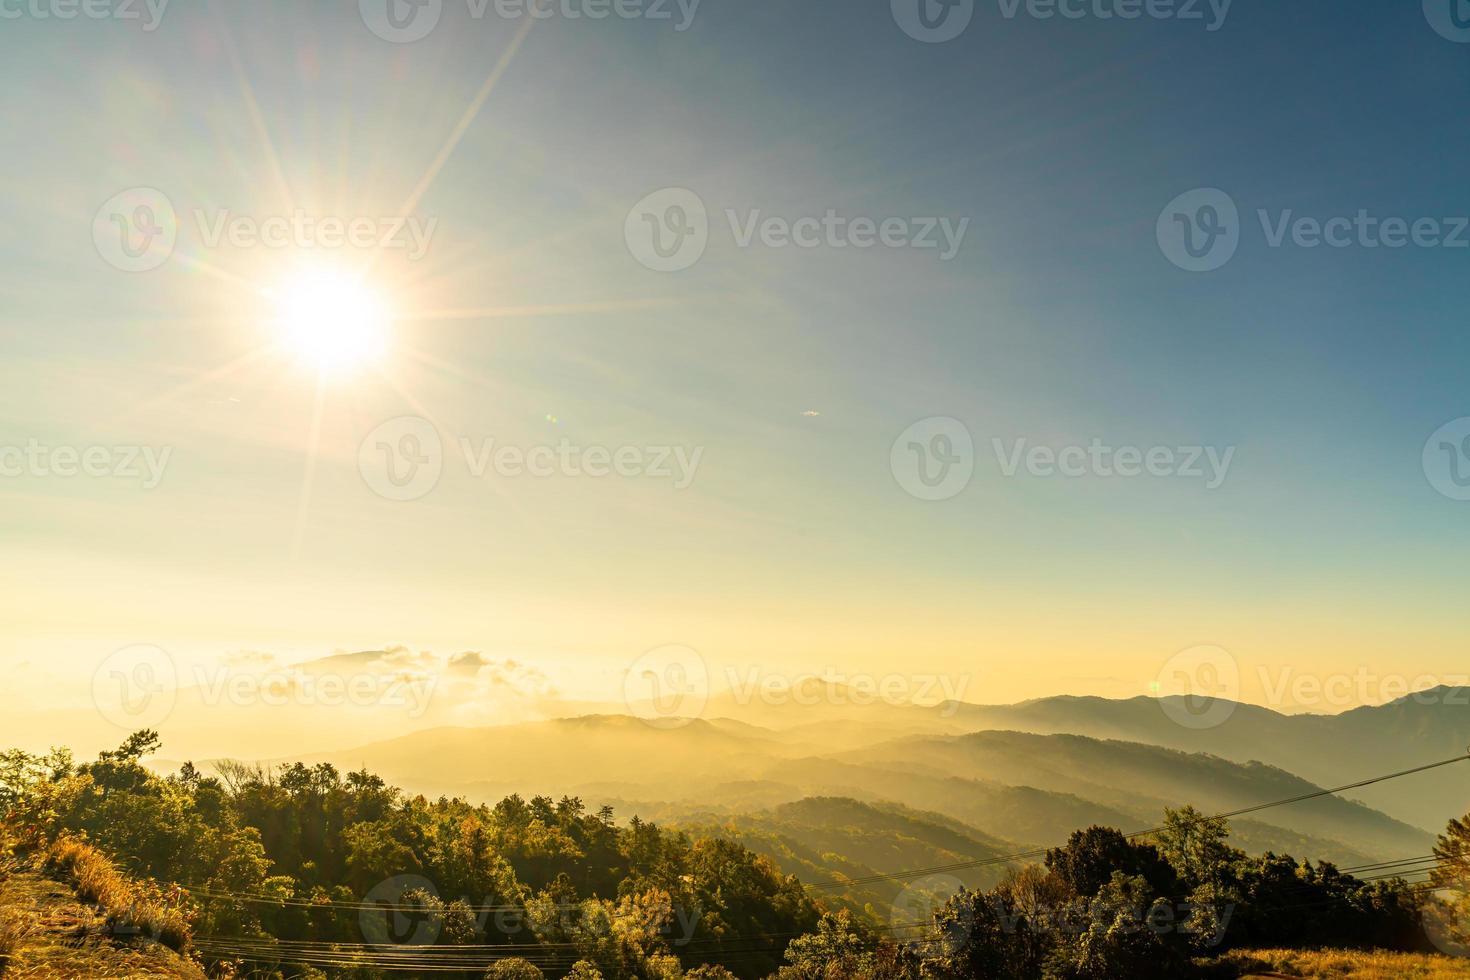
[1218,948,1470,979]
[43,836,191,953]
[0,906,38,977]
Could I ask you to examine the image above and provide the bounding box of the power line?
[805,751,1470,889]
[174,751,1469,974]
[188,859,1455,960]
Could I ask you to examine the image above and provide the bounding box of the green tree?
[779,910,919,980]
[1433,814,1470,891]
[780,910,872,979]
[1152,807,1237,890]
[485,956,547,980]
[1429,814,1470,955]
[1045,827,1176,899]
[684,965,737,980]
[1151,806,1242,948]
[987,865,1077,977]
[342,819,422,890]
[1041,874,1185,980]
[678,837,821,979]
[923,884,1045,980]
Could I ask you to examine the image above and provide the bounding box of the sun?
[270,267,391,376]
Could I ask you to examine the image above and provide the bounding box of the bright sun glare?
[272,269,391,376]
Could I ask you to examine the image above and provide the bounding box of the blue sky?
[1,0,1467,726]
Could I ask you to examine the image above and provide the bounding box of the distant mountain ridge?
[230,711,1434,868]
[931,687,1470,830]
[121,652,1468,862]
[80,646,1467,839]
[839,729,1431,859]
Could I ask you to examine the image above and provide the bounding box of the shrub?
[44,835,192,952]
[0,906,37,977]
[485,956,548,980]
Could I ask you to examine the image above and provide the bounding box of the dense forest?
[1,732,1467,979]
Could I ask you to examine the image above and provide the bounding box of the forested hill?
[2,731,1468,980]
[239,713,1433,866]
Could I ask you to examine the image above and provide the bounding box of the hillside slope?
[841,730,1433,859]
[239,715,1431,865]
[611,795,1021,916]
[939,689,1470,831]
[0,864,204,979]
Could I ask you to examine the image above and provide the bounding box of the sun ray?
[367,15,539,278]
[209,0,297,214]
[400,298,680,322]
[372,369,445,433]
[400,15,538,219]
[121,345,279,423]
